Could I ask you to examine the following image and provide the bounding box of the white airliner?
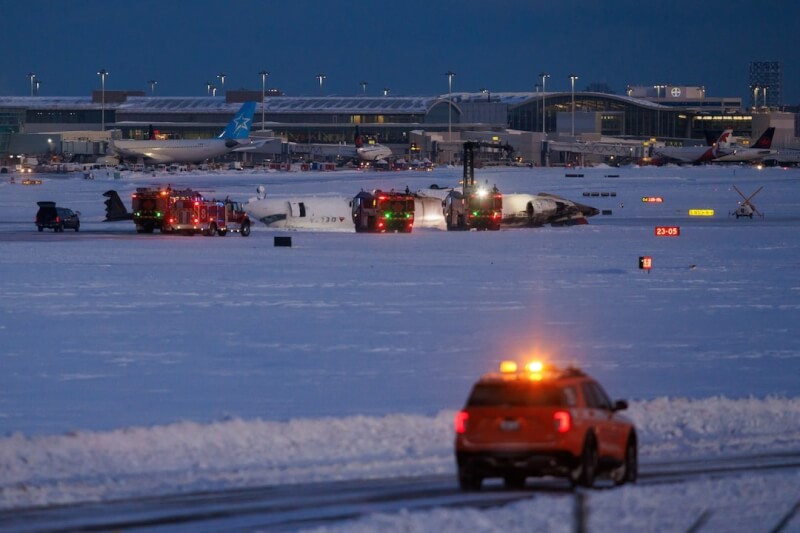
[354,127,393,161]
[651,129,733,164]
[291,126,393,163]
[243,186,598,232]
[712,127,777,163]
[110,102,262,164]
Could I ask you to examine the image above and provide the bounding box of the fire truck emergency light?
[499,361,518,373]
[526,361,544,373]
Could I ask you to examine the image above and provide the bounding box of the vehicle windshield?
[378,198,413,212]
[467,382,565,407]
[469,195,501,211]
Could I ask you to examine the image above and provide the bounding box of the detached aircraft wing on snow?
[110,102,264,164]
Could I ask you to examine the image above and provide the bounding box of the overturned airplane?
[244,140,598,232]
[242,185,598,232]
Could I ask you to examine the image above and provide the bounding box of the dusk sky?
[2,0,798,104]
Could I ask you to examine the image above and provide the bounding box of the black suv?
[36,201,80,232]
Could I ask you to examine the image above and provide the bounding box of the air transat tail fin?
[219,102,257,140]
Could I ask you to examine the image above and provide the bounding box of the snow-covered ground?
[1,164,799,530]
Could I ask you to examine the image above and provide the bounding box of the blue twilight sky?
[1,0,798,104]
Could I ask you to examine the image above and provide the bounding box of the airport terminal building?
[1,85,798,166]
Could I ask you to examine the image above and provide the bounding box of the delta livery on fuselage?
[110,102,262,164]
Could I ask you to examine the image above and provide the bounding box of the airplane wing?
[232,138,270,152]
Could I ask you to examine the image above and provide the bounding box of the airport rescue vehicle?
[443,141,503,231]
[351,189,415,233]
[131,187,251,236]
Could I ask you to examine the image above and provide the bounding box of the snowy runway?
[1,164,799,529]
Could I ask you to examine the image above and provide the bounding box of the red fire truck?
[131,187,250,236]
[351,189,415,233]
[443,142,502,231]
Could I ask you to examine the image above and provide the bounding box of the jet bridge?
[544,140,646,166]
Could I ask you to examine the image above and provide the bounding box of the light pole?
[360,80,368,95]
[762,85,768,109]
[383,87,390,96]
[654,84,666,137]
[217,72,226,94]
[445,71,455,138]
[316,73,326,95]
[569,74,579,136]
[97,68,108,131]
[259,70,269,131]
[206,81,212,95]
[480,88,490,102]
[752,85,760,111]
[34,79,41,96]
[148,80,157,95]
[539,72,549,133]
[212,85,218,97]
[27,72,36,97]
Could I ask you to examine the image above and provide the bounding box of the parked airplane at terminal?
[712,127,777,163]
[651,129,733,164]
[763,149,800,167]
[354,126,393,162]
[242,185,598,231]
[289,126,393,164]
[110,102,262,164]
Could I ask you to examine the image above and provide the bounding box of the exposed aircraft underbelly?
[244,196,353,232]
[244,192,597,232]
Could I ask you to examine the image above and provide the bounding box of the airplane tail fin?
[103,190,132,221]
[708,128,734,160]
[752,127,775,149]
[716,128,734,146]
[219,102,257,140]
[355,125,363,148]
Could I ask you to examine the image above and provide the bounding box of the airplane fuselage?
[713,148,777,162]
[111,139,247,164]
[356,144,393,161]
[652,145,716,164]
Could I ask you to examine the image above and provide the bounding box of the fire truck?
[351,189,415,233]
[131,187,251,236]
[443,142,503,231]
